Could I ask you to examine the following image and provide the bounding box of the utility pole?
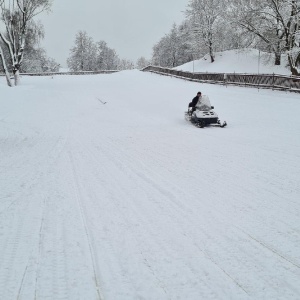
[258,50,261,74]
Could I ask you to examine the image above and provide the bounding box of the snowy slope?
[174,48,290,75]
[0,71,300,300]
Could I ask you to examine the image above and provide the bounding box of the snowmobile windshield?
[196,95,212,111]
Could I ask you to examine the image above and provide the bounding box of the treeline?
[67,31,139,71]
[152,0,300,75]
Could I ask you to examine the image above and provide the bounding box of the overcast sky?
[39,0,188,67]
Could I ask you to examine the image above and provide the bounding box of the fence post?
[257,74,260,91]
[272,73,274,90]
[224,73,227,88]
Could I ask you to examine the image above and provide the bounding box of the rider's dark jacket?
[189,96,199,108]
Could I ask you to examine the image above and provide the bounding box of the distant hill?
[174,49,290,75]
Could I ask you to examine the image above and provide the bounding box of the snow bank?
[174,48,290,75]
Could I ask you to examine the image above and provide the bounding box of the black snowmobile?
[185,95,227,128]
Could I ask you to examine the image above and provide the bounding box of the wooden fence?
[142,66,300,93]
[0,70,119,77]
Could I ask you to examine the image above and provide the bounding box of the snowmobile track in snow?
[68,149,104,300]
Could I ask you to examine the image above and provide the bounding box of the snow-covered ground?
[0,71,300,300]
[174,49,291,75]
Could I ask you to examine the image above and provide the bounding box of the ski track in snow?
[0,71,300,299]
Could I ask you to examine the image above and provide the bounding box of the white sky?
[39,0,188,67]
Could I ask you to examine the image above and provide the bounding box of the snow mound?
[174,49,290,75]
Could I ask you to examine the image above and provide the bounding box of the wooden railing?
[0,70,119,77]
[142,66,300,93]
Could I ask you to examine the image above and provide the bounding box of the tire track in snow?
[237,228,300,270]
[98,139,250,296]
[0,135,66,215]
[71,139,173,299]
[14,193,46,300]
[71,135,250,299]
[125,133,300,268]
[68,149,104,300]
[0,130,71,299]
[0,189,44,300]
[87,135,300,298]
[33,194,46,300]
[125,156,300,297]
[91,138,241,282]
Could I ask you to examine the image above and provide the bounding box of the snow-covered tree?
[152,36,168,67]
[177,21,195,62]
[136,56,150,69]
[231,0,300,74]
[96,41,119,70]
[230,0,284,65]
[0,39,11,85]
[1,18,57,75]
[21,48,59,73]
[118,58,135,70]
[167,24,181,67]
[67,31,97,71]
[284,0,300,75]
[67,31,136,71]
[152,22,194,68]
[149,0,298,74]
[0,0,52,86]
[186,0,226,63]
[20,21,58,73]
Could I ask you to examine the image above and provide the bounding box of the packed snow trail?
[0,71,300,300]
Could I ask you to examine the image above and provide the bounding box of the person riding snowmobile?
[185,92,227,128]
[188,92,202,114]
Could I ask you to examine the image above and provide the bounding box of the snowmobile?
[185,95,227,128]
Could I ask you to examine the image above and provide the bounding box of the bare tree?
[0,0,52,86]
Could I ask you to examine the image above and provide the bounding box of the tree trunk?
[0,46,13,87]
[274,53,281,65]
[288,54,299,76]
[13,69,21,86]
[295,52,300,69]
[274,48,281,65]
[209,41,215,63]
[4,71,13,87]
